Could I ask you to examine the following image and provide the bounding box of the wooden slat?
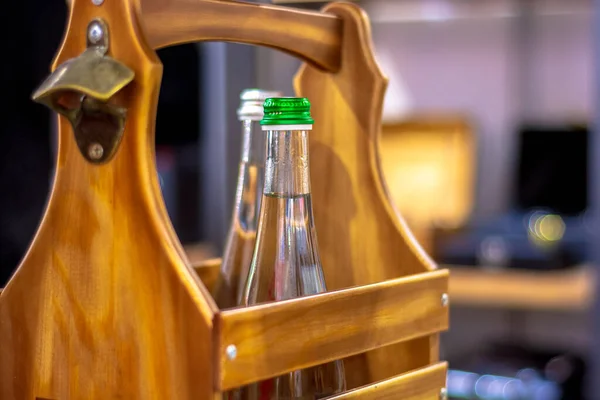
[217,269,449,390]
[327,362,448,399]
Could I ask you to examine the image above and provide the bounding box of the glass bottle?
[241,97,346,399]
[213,89,282,309]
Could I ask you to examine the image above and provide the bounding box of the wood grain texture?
[218,270,448,390]
[294,2,439,388]
[0,0,218,399]
[327,362,448,400]
[2,0,447,397]
[140,0,342,72]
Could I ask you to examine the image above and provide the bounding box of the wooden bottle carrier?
[0,0,449,398]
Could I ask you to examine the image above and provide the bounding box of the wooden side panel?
[0,0,217,399]
[327,363,448,400]
[294,2,439,388]
[218,270,448,390]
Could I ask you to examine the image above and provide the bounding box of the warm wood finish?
[1,0,447,398]
[140,0,342,72]
[449,265,593,310]
[218,270,448,390]
[295,2,439,388]
[327,362,448,400]
[0,0,217,399]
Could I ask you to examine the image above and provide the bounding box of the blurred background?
[0,0,598,398]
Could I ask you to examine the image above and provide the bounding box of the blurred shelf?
[446,265,594,311]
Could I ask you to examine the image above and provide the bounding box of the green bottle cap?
[260,97,315,126]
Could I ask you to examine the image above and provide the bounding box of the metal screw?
[226,344,237,360]
[440,387,448,400]
[92,0,104,5]
[88,22,104,44]
[88,143,104,160]
[441,293,449,307]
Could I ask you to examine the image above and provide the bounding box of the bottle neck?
[263,127,312,196]
[234,118,265,232]
[240,119,265,165]
[244,124,328,305]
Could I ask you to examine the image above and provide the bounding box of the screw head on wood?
[88,143,104,160]
[440,387,448,400]
[92,0,104,5]
[441,293,449,307]
[88,22,104,44]
[226,344,237,360]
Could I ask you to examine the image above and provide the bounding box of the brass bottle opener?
[32,19,135,164]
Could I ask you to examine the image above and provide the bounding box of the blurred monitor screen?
[515,123,588,216]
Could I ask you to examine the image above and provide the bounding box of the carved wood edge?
[295,2,436,273]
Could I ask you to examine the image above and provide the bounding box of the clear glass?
[240,128,346,400]
[213,119,265,309]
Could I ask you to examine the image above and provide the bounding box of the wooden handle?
[140,0,342,72]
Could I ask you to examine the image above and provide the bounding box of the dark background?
[0,1,65,284]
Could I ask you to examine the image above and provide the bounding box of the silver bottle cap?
[237,89,283,121]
